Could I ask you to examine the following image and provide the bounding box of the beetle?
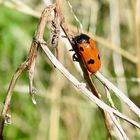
[72,34,101,73]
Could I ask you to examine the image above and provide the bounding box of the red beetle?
[73,34,101,73]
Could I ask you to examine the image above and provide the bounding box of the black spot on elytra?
[98,55,100,60]
[87,59,95,64]
[79,47,84,51]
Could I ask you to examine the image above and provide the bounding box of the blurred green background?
[0,0,140,140]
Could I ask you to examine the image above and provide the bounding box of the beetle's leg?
[69,48,74,51]
[73,53,80,61]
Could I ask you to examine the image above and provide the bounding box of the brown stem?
[0,4,56,138]
[0,61,28,138]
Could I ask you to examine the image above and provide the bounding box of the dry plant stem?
[108,113,128,140]
[0,4,55,138]
[28,4,56,103]
[79,63,113,139]
[51,0,61,58]
[95,71,140,117]
[41,43,140,129]
[105,87,116,109]
[105,87,121,127]
[34,4,56,41]
[27,42,39,104]
[0,61,28,138]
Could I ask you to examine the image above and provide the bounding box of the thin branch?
[0,61,28,138]
[95,71,140,117]
[109,113,128,140]
[27,4,56,104]
[105,87,116,109]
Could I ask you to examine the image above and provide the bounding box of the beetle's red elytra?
[73,34,101,73]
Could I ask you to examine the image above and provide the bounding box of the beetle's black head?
[74,34,90,44]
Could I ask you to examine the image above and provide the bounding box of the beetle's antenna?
[66,0,83,34]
